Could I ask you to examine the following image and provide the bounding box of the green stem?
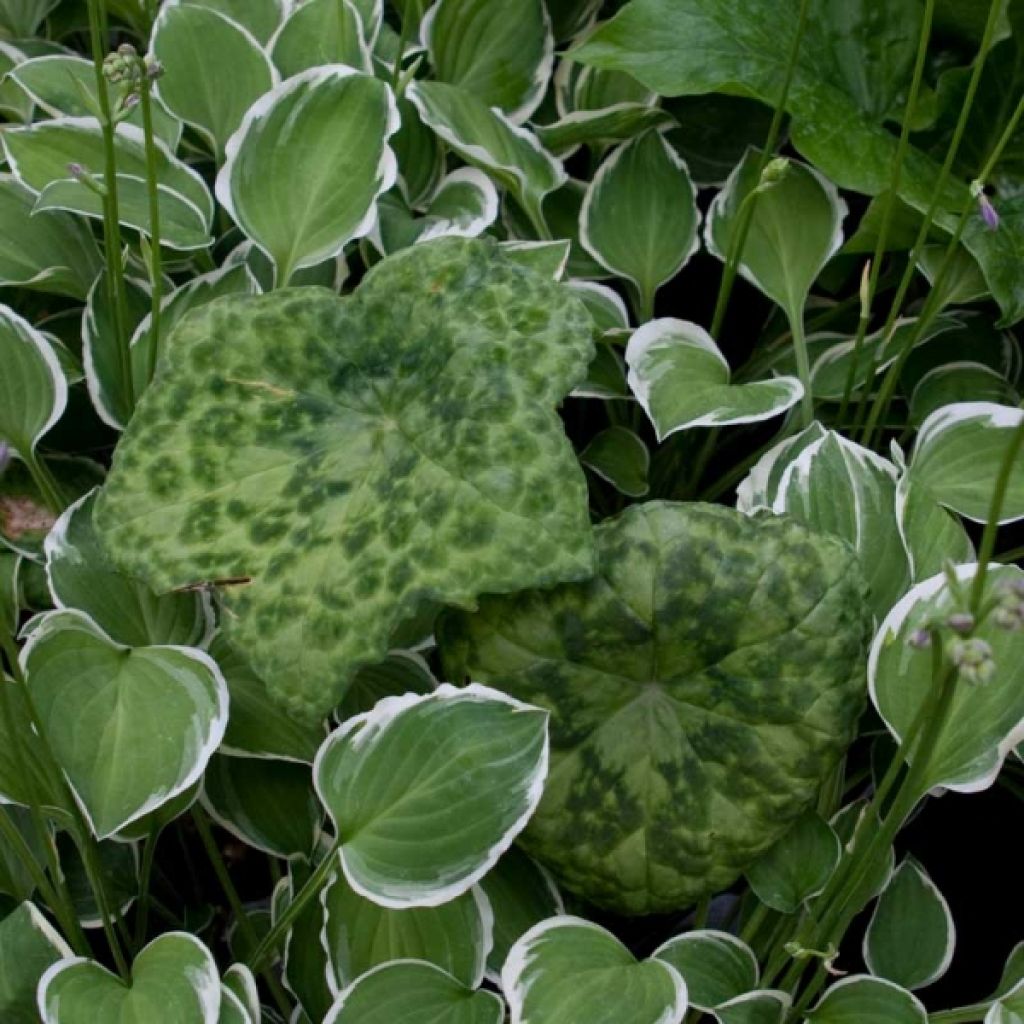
[928,1009,989,1024]
[133,820,160,949]
[836,0,935,422]
[76,833,131,978]
[139,71,163,386]
[191,808,293,1019]
[22,450,64,515]
[709,0,812,340]
[738,900,771,947]
[789,309,814,428]
[692,895,711,931]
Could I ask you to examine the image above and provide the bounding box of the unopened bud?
[908,628,932,649]
[859,260,872,320]
[993,578,1024,631]
[950,636,995,685]
[947,612,975,635]
[761,157,790,186]
[971,180,1000,231]
[145,56,164,81]
[117,43,138,58]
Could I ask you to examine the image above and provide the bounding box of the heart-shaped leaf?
[909,364,1017,429]
[38,931,221,1024]
[864,857,955,991]
[805,976,927,1024]
[314,683,548,907]
[215,66,398,286]
[268,0,372,77]
[322,870,492,991]
[579,425,649,497]
[22,610,228,838]
[95,237,595,719]
[653,930,757,1011]
[325,961,504,1024]
[626,318,803,439]
[502,916,688,1024]
[869,563,1024,794]
[581,131,699,318]
[0,901,72,1022]
[440,502,869,913]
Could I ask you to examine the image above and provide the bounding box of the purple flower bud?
[908,628,932,649]
[67,162,86,180]
[947,611,975,635]
[979,193,1000,232]
[951,636,995,685]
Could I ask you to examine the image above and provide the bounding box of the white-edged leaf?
[222,965,258,1024]
[537,104,674,157]
[313,683,548,908]
[178,0,286,43]
[504,915,688,1024]
[22,609,228,838]
[580,425,649,497]
[0,901,73,1022]
[0,42,32,124]
[215,66,399,286]
[908,363,1017,429]
[736,422,828,514]
[268,0,372,77]
[626,318,802,438]
[805,976,927,1024]
[713,990,790,1024]
[894,472,975,583]
[864,857,955,990]
[653,930,757,1011]
[499,239,571,279]
[987,979,1024,1024]
[568,280,629,332]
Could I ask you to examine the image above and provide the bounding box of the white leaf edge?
[567,279,630,330]
[223,964,260,1023]
[499,239,571,281]
[580,426,650,497]
[266,0,374,77]
[651,929,758,1012]
[735,422,828,514]
[986,977,1024,1024]
[806,974,928,1023]
[712,989,791,1024]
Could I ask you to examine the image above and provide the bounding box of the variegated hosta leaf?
[626,318,802,439]
[215,66,399,286]
[313,683,548,907]
[0,0,60,37]
[870,563,1024,795]
[95,237,594,718]
[38,932,221,1024]
[579,425,649,497]
[805,976,927,1024]
[180,0,286,43]
[713,990,789,1024]
[908,363,1018,429]
[268,0,372,77]
[0,902,73,1022]
[653,931,758,1011]
[22,610,228,838]
[321,871,492,992]
[440,502,870,914]
[424,0,553,123]
[536,104,673,159]
[325,961,504,1024]
[502,916,688,1024]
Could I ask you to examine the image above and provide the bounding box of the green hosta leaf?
[325,961,503,1024]
[336,650,436,721]
[536,104,674,158]
[2,118,214,231]
[894,474,975,583]
[322,871,491,992]
[828,801,895,913]
[269,0,372,77]
[909,364,1017,429]
[705,150,846,326]
[870,563,1024,794]
[216,66,398,286]
[581,131,699,316]
[744,809,840,914]
[153,4,277,159]
[180,0,286,43]
[480,846,562,979]
[0,305,66,459]
[95,237,594,718]
[570,280,630,332]
[713,991,789,1024]
[58,832,138,928]
[580,425,649,497]
[626,319,803,439]
[0,43,31,123]
[23,609,228,838]
[0,555,17,640]
[653,931,757,1011]
[213,636,325,762]
[38,931,221,1024]
[806,976,927,1024]
[276,861,333,1021]
[425,0,553,122]
[988,985,1024,1024]
[0,901,72,1023]
[500,240,570,278]
[503,916,688,1024]
[202,753,321,859]
[45,490,209,647]
[0,174,102,300]
[0,0,60,36]
[221,965,258,1024]
[917,245,990,310]
[314,683,548,906]
[864,857,954,990]
[439,502,870,914]
[906,403,1024,524]
[407,80,566,234]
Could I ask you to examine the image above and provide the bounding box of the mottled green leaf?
[325,961,503,1024]
[580,425,649,497]
[269,0,371,77]
[0,901,72,1023]
[38,932,221,1024]
[95,237,594,718]
[870,563,1024,794]
[23,609,228,838]
[806,976,927,1024]
[503,916,688,1024]
[314,683,548,906]
[216,67,398,286]
[654,930,757,1011]
[864,858,954,990]
[440,502,869,913]
[0,174,102,299]
[627,319,803,439]
[322,871,491,991]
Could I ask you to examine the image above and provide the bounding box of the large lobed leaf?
[96,237,595,719]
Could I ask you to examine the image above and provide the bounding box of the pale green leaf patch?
[893,471,975,584]
[423,0,553,122]
[21,609,228,838]
[0,304,67,459]
[805,976,927,1024]
[653,930,757,1011]
[627,319,803,439]
[579,425,649,497]
[321,870,492,992]
[0,901,73,1023]
[324,961,504,1024]
[215,65,398,286]
[38,931,221,1024]
[581,131,699,318]
[314,683,549,908]
[864,857,955,991]
[268,0,372,77]
[499,240,571,279]
[0,42,32,123]
[869,563,1024,795]
[502,916,688,1024]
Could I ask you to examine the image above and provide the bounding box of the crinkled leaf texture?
[95,237,595,719]
[440,502,870,914]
